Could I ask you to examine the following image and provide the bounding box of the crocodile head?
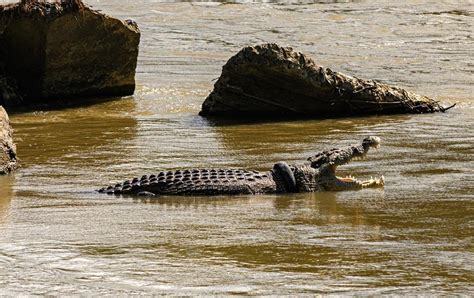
[307,136,384,191]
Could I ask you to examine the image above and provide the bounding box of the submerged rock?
[0,0,140,107]
[201,43,452,118]
[0,106,17,174]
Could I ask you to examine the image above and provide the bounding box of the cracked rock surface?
[0,106,17,174]
[0,0,140,107]
[201,43,445,118]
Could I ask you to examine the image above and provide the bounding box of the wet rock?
[0,0,140,108]
[200,43,450,118]
[0,106,17,174]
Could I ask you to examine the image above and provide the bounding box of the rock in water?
[0,106,17,174]
[200,43,450,118]
[0,0,140,107]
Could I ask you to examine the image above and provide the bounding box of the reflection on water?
[208,115,412,167]
[0,175,13,225]
[13,98,138,167]
[0,0,473,295]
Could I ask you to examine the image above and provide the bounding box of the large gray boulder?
[0,0,140,107]
[0,106,17,174]
[201,43,452,118]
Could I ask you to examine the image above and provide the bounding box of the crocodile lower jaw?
[337,175,385,188]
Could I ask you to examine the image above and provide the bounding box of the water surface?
[0,0,473,295]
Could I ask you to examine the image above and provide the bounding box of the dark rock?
[0,106,17,174]
[200,43,450,118]
[0,0,140,108]
[0,75,23,106]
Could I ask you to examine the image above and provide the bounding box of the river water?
[0,0,473,295]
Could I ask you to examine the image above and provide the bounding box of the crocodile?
[98,136,384,196]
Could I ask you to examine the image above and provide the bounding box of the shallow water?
[0,0,473,295]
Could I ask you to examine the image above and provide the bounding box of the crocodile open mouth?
[315,136,385,191]
[336,137,384,189]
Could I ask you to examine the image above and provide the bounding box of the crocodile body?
[98,163,319,196]
[100,169,279,196]
[98,137,384,197]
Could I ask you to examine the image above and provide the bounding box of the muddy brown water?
[0,0,473,295]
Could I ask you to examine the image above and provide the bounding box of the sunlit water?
[0,0,473,295]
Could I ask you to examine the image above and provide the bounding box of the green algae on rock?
[0,0,140,108]
[0,106,17,174]
[200,43,453,118]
